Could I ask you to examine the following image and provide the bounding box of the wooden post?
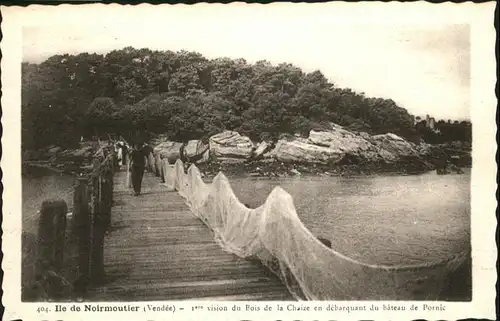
[101,168,112,231]
[107,161,114,213]
[84,154,116,285]
[89,173,105,283]
[72,177,91,294]
[36,199,68,298]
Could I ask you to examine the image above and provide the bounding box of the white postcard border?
[1,2,497,320]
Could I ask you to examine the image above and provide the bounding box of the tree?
[84,97,120,137]
[23,47,471,150]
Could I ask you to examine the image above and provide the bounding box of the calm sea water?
[22,167,76,234]
[229,170,471,266]
[22,168,470,266]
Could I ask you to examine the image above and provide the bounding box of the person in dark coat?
[129,143,147,196]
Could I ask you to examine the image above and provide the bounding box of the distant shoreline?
[22,134,471,180]
[23,151,471,180]
[170,154,462,180]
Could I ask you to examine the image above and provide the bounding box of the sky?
[21,4,471,121]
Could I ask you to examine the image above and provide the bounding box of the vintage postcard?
[1,2,497,320]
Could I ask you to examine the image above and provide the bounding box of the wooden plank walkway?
[85,170,294,301]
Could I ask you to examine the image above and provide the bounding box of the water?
[22,166,76,234]
[22,167,470,266]
[229,170,471,266]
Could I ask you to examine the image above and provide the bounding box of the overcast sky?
[21,4,470,120]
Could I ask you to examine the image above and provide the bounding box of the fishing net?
[160,158,469,300]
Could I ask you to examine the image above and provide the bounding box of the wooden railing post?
[101,164,113,231]
[36,199,68,298]
[72,177,91,294]
[108,160,115,217]
[88,155,115,284]
[89,172,105,283]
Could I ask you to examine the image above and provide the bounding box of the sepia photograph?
[1,2,496,320]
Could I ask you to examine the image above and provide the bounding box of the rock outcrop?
[268,136,344,164]
[265,125,437,173]
[149,123,461,176]
[416,143,448,160]
[47,146,62,156]
[308,124,383,163]
[367,133,435,171]
[209,131,254,160]
[23,143,99,175]
[370,133,420,160]
[182,140,209,163]
[253,141,271,159]
[154,141,183,162]
[437,162,465,175]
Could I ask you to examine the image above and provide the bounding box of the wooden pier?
[85,170,293,301]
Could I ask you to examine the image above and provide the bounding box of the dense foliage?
[415,119,472,146]
[22,47,470,149]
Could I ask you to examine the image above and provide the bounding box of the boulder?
[415,143,432,157]
[42,145,62,159]
[308,125,383,162]
[253,141,271,159]
[359,132,371,140]
[69,146,94,158]
[48,146,62,154]
[452,153,472,167]
[268,137,344,164]
[198,149,210,164]
[370,133,420,162]
[437,163,464,175]
[149,134,170,147]
[154,141,183,162]
[183,140,209,163]
[209,131,254,159]
[416,143,447,160]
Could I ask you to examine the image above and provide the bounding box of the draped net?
[160,158,469,300]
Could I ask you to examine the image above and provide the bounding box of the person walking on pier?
[130,143,147,196]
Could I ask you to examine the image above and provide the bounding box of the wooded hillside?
[22,47,471,149]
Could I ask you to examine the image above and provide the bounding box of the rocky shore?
[152,123,471,178]
[23,123,471,178]
[22,142,97,176]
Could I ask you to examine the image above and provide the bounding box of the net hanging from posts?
[160,158,469,300]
